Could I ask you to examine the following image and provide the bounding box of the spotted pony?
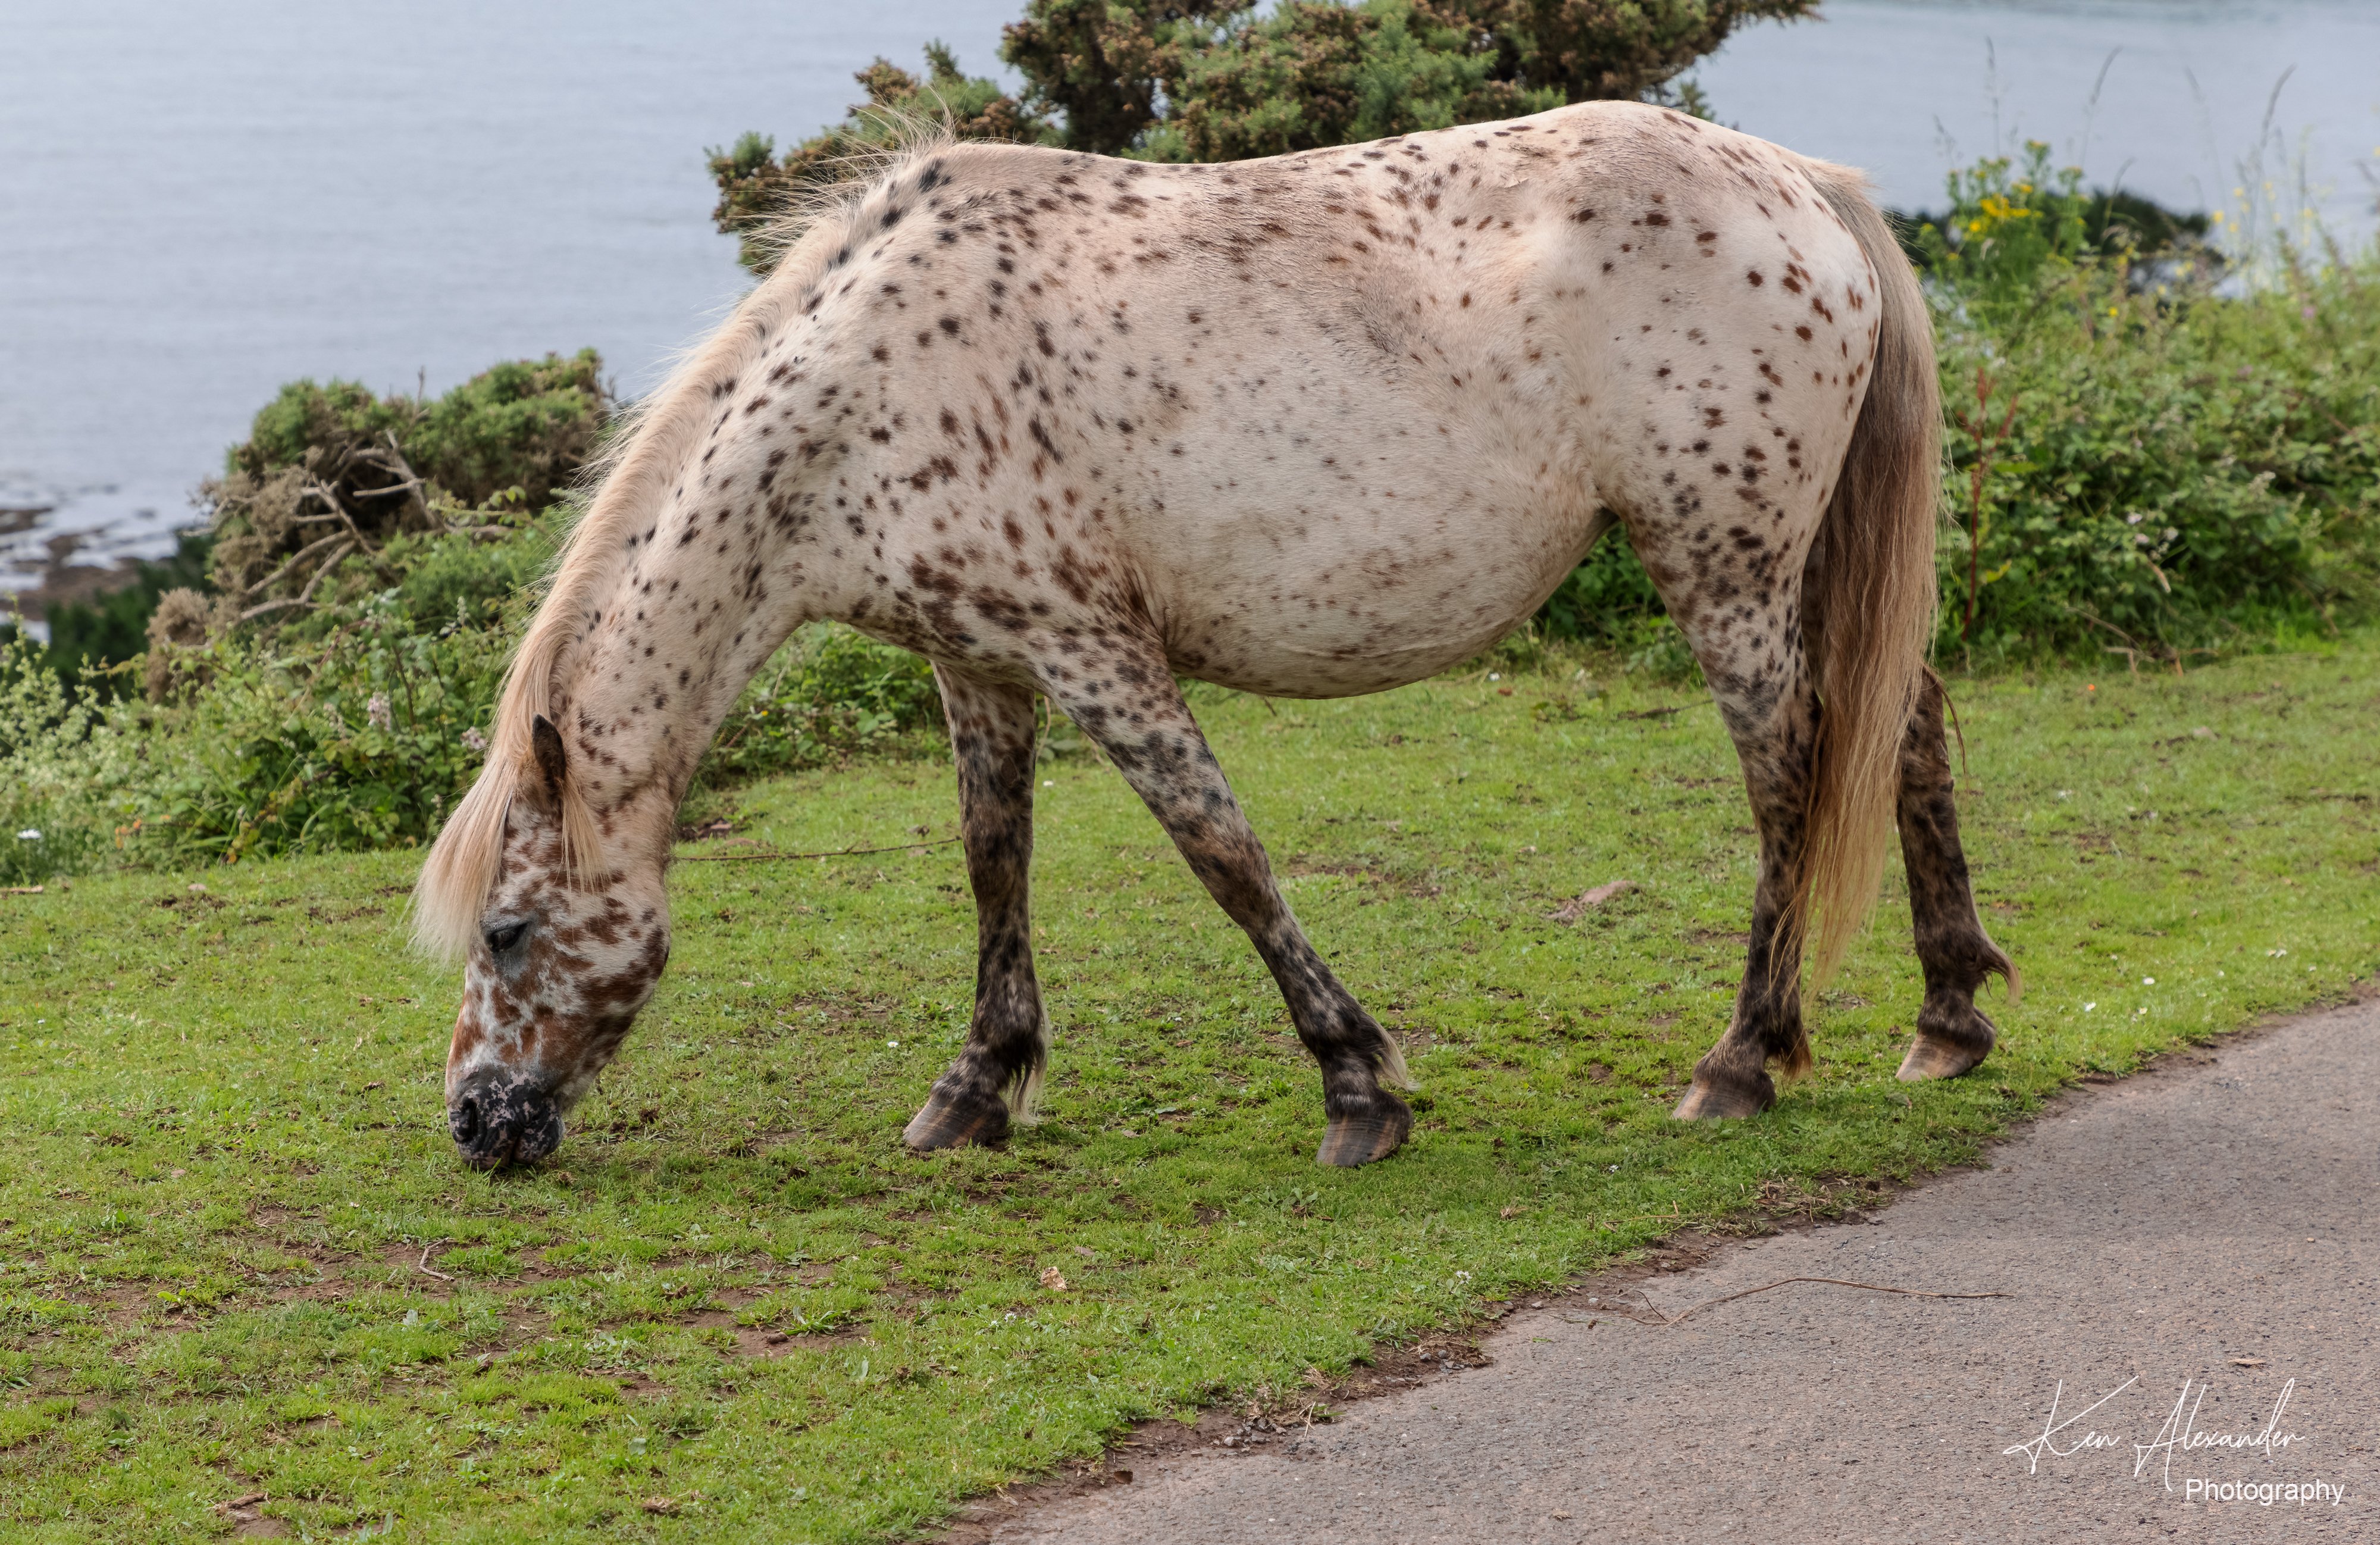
[415,101,2014,1171]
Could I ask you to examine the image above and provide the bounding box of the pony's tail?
[1789,162,1941,989]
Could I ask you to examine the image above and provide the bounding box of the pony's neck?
[522,193,890,841]
[548,490,813,834]
[543,380,836,834]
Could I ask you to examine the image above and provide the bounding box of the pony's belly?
[1157,501,1605,699]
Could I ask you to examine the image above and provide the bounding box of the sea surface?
[5,0,2375,620]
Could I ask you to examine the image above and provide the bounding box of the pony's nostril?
[450,1095,483,1146]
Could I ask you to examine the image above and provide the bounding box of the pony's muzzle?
[447,1072,563,1170]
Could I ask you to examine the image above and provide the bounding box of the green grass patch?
[3,641,2375,1540]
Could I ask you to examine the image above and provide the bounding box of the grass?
[3,637,2375,1541]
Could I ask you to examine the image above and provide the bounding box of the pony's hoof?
[1671,1069,1776,1121]
[1316,1097,1411,1167]
[903,1089,1010,1152]
[1896,1021,1995,1081]
[1898,999,1997,1082]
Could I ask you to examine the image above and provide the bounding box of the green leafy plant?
[1931,227,2378,662]
[700,624,945,785]
[131,593,517,866]
[0,630,142,884]
[1903,141,2097,309]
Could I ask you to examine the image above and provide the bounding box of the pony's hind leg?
[1894,670,2016,1080]
[1668,642,1823,1120]
[904,668,1048,1152]
[1039,639,1413,1166]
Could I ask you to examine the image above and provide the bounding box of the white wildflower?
[366,692,393,731]
[15,829,39,842]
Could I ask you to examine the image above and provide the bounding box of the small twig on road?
[1637,1275,2010,1327]
[416,1244,455,1283]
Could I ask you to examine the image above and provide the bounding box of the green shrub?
[1936,256,2379,662]
[131,595,516,866]
[707,47,1051,274]
[699,624,944,785]
[1534,532,1662,646]
[0,531,212,692]
[1148,0,1566,162]
[380,502,560,634]
[1004,0,1803,157]
[227,350,609,509]
[0,631,143,885]
[205,352,609,624]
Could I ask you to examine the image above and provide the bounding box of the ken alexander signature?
[2005,1376,2305,1489]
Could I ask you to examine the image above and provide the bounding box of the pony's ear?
[529,715,568,808]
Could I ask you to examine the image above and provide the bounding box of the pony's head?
[415,709,671,1169]
[406,136,938,1166]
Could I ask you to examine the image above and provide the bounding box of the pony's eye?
[485,922,527,954]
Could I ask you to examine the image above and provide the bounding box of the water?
[1697,1,2380,231]
[0,0,1020,618]
[5,0,2375,624]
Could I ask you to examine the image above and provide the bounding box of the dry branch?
[1639,1275,2011,1327]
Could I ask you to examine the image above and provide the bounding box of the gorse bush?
[1039,0,1569,164]
[708,46,1049,274]
[227,350,610,511]
[206,352,610,627]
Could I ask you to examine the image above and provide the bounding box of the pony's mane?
[411,126,960,960]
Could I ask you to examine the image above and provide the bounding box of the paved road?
[988,1000,2379,1544]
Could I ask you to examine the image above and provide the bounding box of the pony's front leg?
[1041,642,1414,1166]
[904,668,1048,1152]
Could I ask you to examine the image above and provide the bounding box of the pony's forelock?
[411,128,959,961]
